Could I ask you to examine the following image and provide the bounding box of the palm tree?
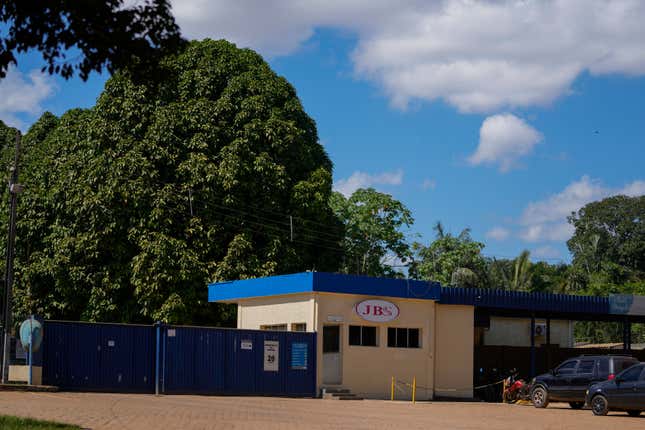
[507,250,533,291]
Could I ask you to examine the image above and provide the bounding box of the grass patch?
[0,415,80,429]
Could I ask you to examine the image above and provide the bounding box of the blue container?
[42,321,155,393]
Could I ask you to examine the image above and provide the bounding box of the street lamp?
[1,132,22,384]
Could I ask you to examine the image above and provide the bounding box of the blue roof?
[208,272,645,319]
[208,272,441,302]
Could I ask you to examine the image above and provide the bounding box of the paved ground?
[0,392,643,430]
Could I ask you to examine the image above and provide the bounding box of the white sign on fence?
[264,340,279,372]
[241,339,253,350]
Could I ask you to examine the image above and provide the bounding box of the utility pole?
[1,132,22,384]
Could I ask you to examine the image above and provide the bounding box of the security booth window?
[387,327,420,348]
[260,324,288,331]
[349,325,378,347]
[291,323,306,332]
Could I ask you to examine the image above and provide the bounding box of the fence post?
[27,316,33,385]
[391,376,395,401]
[155,322,161,396]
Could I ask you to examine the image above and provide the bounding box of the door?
[550,359,577,400]
[322,325,342,385]
[632,367,645,410]
[614,365,645,410]
[569,359,596,399]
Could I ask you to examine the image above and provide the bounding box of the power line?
[210,209,346,250]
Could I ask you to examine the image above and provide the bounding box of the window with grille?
[348,325,378,347]
[387,327,420,348]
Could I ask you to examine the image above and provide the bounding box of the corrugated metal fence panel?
[42,321,155,393]
[162,326,317,397]
[42,321,317,397]
[161,326,227,394]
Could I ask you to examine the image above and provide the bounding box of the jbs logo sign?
[354,299,399,322]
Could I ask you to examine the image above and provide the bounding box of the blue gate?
[160,326,316,397]
[42,321,317,397]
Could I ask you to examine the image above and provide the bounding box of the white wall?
[483,317,574,347]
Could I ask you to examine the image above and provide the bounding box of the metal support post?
[530,315,536,378]
[155,322,161,395]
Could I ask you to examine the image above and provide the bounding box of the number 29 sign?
[354,299,399,322]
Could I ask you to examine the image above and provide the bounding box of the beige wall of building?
[236,293,315,333]
[434,304,474,399]
[315,292,436,400]
[483,317,574,347]
[234,292,475,400]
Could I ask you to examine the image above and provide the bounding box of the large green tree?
[2,39,342,324]
[330,188,413,278]
[568,195,645,276]
[567,195,645,344]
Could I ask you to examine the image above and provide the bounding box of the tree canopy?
[330,188,413,278]
[411,223,487,288]
[0,1,183,79]
[568,195,645,276]
[2,39,341,324]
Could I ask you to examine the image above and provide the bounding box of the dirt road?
[0,392,643,430]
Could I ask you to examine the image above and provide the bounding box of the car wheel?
[626,410,641,417]
[532,386,549,408]
[591,395,608,416]
[569,402,584,410]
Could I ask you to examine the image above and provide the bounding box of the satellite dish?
[19,318,43,353]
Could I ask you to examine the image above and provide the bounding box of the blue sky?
[1,1,644,264]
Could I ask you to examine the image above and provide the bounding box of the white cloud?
[519,223,574,243]
[469,114,542,172]
[486,227,510,241]
[421,178,437,190]
[620,180,645,197]
[0,67,56,130]
[172,1,645,113]
[334,169,403,197]
[519,176,645,242]
[532,245,561,260]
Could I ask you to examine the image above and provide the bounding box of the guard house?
[208,272,645,400]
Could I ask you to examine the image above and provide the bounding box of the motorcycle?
[502,370,531,403]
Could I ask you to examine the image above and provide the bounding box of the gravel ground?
[0,392,643,430]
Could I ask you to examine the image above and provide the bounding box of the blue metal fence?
[42,321,155,392]
[160,326,316,396]
[42,321,317,397]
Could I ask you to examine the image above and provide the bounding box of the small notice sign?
[291,343,308,370]
[167,329,176,337]
[264,340,279,372]
[241,339,253,350]
[107,340,115,347]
